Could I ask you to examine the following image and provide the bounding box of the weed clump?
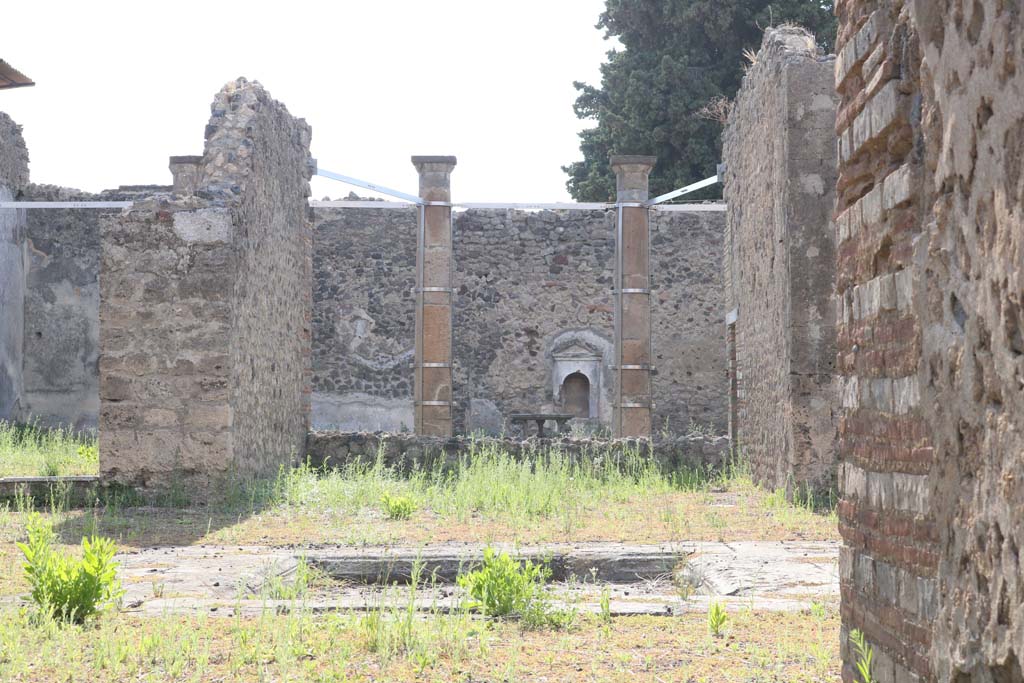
[458,547,574,629]
[17,513,124,623]
[380,492,416,520]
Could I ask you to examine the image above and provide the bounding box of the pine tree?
[564,1,836,201]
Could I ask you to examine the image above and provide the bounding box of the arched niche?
[548,330,611,422]
[561,372,590,418]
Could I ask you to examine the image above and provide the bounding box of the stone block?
[421,304,451,363]
[620,369,650,397]
[423,208,451,247]
[621,339,650,365]
[423,248,451,286]
[621,299,650,338]
[420,367,451,402]
[619,407,651,437]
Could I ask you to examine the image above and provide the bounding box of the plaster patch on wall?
[311,392,414,433]
[172,208,231,243]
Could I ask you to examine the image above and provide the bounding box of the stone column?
[610,155,655,438]
[168,156,203,194]
[412,156,456,436]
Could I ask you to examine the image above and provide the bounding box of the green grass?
[0,421,99,478]
[0,438,838,556]
[269,440,719,525]
[0,604,840,682]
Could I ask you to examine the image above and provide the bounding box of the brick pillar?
[610,155,655,438]
[412,156,456,436]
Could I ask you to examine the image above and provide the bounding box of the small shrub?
[850,629,876,683]
[380,493,416,520]
[457,547,572,628]
[708,601,728,636]
[17,513,124,623]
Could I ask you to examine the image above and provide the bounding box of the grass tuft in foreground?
[0,605,840,682]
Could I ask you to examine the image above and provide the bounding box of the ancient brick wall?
[722,27,839,496]
[311,206,726,436]
[100,78,312,494]
[836,1,1022,681]
[0,112,29,422]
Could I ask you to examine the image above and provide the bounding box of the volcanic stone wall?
[312,205,418,431]
[312,206,726,435]
[0,112,28,422]
[722,27,840,497]
[835,2,1023,681]
[306,431,731,475]
[100,78,313,494]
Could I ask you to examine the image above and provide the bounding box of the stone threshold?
[0,475,100,504]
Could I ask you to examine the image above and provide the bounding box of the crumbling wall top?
[0,112,29,192]
[200,77,313,199]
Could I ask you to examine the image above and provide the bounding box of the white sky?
[3,0,616,202]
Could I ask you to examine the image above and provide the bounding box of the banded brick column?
[610,155,655,438]
[411,156,456,436]
[834,6,935,682]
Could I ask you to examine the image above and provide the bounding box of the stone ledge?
[305,431,731,474]
[0,475,101,505]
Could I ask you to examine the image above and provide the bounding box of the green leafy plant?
[380,492,416,521]
[76,444,99,464]
[18,513,124,623]
[850,629,876,683]
[457,547,572,628]
[708,601,728,636]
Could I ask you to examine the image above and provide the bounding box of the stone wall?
[100,78,313,494]
[312,205,417,431]
[19,185,164,432]
[722,27,839,497]
[836,1,1023,681]
[0,112,28,422]
[312,205,727,436]
[306,430,731,475]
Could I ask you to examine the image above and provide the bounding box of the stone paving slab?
[112,540,839,615]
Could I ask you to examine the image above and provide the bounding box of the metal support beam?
[647,174,720,206]
[0,201,134,209]
[315,166,424,205]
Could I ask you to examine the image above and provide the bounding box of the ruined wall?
[306,431,731,475]
[0,112,28,422]
[311,206,726,436]
[836,1,1023,681]
[313,205,417,431]
[722,27,839,496]
[19,185,163,432]
[100,78,312,494]
[209,81,313,480]
[917,4,1024,679]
